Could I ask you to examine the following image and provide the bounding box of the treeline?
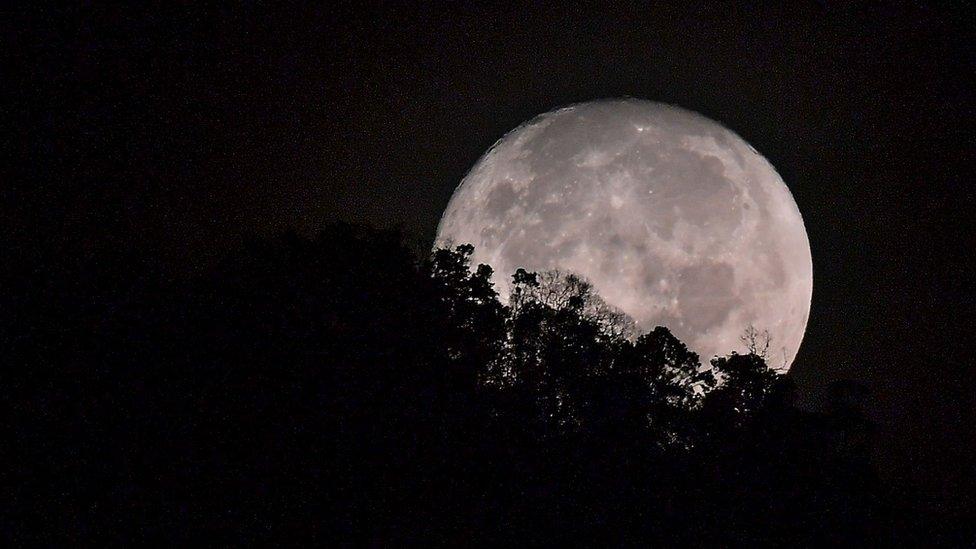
[3,223,940,544]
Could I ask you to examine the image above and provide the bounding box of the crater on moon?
[436,99,812,368]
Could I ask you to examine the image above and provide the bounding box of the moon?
[436,99,812,368]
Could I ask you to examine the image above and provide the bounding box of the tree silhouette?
[5,225,926,545]
[741,324,772,359]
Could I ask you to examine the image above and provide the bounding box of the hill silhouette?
[4,223,960,545]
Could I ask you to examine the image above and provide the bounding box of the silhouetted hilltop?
[5,223,956,545]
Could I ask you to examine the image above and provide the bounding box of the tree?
[740,324,771,358]
[704,352,779,427]
[11,229,909,545]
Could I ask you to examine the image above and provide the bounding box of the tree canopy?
[5,223,944,545]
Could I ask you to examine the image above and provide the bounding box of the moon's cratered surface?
[436,99,812,368]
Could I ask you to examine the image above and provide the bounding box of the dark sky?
[10,3,976,517]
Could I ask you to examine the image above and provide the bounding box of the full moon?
[436,99,812,368]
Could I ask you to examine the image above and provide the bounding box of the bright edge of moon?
[436,99,812,369]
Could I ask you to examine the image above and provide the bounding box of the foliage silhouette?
[4,223,948,544]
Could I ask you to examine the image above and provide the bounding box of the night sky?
[10,3,976,518]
